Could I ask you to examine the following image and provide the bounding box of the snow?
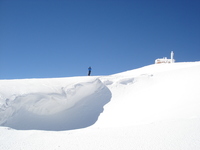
[0,61,200,149]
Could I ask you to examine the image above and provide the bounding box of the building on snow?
[155,51,175,64]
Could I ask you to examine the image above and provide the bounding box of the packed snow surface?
[0,62,200,150]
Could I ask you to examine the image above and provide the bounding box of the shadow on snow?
[0,79,112,131]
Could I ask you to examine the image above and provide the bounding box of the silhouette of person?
[88,67,92,76]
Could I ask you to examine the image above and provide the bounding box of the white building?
[155,51,175,64]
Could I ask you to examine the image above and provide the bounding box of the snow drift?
[0,61,200,150]
[0,77,111,130]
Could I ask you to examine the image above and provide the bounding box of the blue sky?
[0,0,199,79]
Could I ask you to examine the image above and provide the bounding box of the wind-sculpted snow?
[1,62,200,150]
[0,78,111,130]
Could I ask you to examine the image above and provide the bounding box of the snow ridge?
[0,61,200,150]
[0,78,111,130]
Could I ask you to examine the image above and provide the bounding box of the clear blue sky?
[0,0,199,79]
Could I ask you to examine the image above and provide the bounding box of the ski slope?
[0,61,200,150]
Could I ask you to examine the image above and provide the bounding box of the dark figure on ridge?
[88,67,92,76]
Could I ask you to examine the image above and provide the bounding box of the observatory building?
[155,51,175,64]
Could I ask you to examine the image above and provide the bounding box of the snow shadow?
[0,79,111,131]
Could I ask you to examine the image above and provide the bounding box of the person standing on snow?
[88,67,92,76]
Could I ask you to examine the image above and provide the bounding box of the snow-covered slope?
[96,62,200,127]
[0,61,200,150]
